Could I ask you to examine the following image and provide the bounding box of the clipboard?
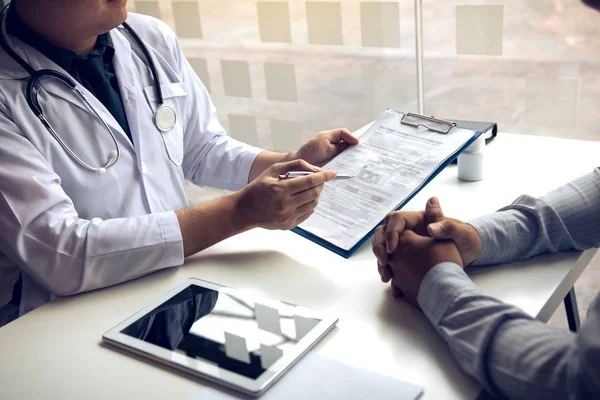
[291,111,485,259]
[449,119,497,164]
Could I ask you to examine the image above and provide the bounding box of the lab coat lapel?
[110,26,143,154]
[39,75,133,151]
[2,26,134,151]
[0,15,59,80]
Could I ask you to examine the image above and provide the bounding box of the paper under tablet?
[196,352,424,400]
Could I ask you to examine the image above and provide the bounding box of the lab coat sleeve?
[0,108,185,297]
[174,42,263,190]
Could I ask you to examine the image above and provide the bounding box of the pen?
[278,171,357,180]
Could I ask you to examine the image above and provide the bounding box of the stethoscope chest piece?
[0,6,178,173]
[154,104,176,132]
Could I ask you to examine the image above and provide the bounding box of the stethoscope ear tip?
[97,167,107,175]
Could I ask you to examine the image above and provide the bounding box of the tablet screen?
[120,284,323,380]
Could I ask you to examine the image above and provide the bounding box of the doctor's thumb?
[273,159,321,173]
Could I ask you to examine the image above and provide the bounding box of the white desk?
[1,133,599,400]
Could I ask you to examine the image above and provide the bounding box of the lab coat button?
[141,161,147,174]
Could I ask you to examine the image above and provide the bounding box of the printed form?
[298,110,476,251]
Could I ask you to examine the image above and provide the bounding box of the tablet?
[102,278,338,397]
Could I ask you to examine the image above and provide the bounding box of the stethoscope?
[0,5,177,175]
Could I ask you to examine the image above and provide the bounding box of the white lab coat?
[0,12,262,321]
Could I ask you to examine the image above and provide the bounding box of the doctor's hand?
[292,128,359,167]
[385,230,463,308]
[236,159,336,230]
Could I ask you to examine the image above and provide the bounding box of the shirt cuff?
[235,144,263,190]
[417,262,481,325]
[157,211,185,267]
[467,211,522,266]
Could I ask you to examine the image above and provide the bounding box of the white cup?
[458,134,485,181]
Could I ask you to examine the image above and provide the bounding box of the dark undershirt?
[6,4,132,141]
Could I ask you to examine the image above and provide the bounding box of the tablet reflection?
[122,285,218,350]
[121,285,320,379]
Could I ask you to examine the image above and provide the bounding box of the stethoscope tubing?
[0,4,170,174]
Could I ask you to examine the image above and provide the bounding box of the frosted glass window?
[135,1,160,19]
[228,115,259,146]
[265,63,298,102]
[456,5,503,56]
[188,58,211,93]
[221,60,253,98]
[306,2,343,45]
[173,1,203,38]
[271,119,304,151]
[361,2,401,48]
[525,78,578,129]
[257,2,292,43]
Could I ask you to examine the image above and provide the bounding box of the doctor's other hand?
[386,230,463,308]
[236,159,336,230]
[293,128,359,167]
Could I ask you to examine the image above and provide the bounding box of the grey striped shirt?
[417,167,600,399]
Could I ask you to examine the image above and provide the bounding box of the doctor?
[0,0,359,326]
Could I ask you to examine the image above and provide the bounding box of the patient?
[373,165,600,399]
[373,1,600,397]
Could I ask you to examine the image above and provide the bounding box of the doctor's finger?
[284,170,336,194]
[294,198,319,215]
[291,186,323,208]
[340,129,360,145]
[327,128,359,145]
[295,210,315,225]
[272,159,321,175]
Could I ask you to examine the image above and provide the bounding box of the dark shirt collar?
[5,4,115,72]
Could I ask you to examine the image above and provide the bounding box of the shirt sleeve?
[0,106,184,299]
[172,37,262,191]
[469,168,600,266]
[418,263,600,399]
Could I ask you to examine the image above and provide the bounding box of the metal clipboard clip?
[400,112,457,134]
